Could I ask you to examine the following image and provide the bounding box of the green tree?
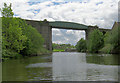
[21,23,44,55]
[76,38,86,52]
[1,3,46,59]
[1,3,14,17]
[2,17,27,57]
[100,23,119,53]
[1,3,27,58]
[87,29,104,53]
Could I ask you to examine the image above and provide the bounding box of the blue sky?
[29,0,84,2]
[0,0,118,45]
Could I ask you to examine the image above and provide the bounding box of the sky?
[0,0,119,45]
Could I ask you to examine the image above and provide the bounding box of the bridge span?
[25,19,110,51]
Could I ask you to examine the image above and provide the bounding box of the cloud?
[0,0,118,45]
[24,0,118,28]
[0,0,118,28]
[52,28,85,45]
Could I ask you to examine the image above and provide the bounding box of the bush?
[1,3,45,59]
[100,44,114,53]
[76,38,86,52]
[2,49,22,59]
[21,24,44,55]
[87,29,104,53]
[100,22,119,53]
[2,17,27,57]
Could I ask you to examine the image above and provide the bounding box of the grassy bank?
[53,49,65,52]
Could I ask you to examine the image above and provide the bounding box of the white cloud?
[52,28,85,45]
[0,0,118,45]
[66,30,74,34]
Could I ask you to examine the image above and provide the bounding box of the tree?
[1,3,27,58]
[21,23,44,55]
[76,38,87,52]
[87,29,104,53]
[100,23,119,53]
[1,3,14,17]
[1,3,46,59]
[2,17,27,57]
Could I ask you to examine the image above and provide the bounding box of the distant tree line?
[1,3,47,60]
[52,43,75,51]
[76,24,119,54]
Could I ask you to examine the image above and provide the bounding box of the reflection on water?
[52,52,87,81]
[26,62,52,68]
[52,52,119,81]
[2,55,52,81]
[2,52,119,81]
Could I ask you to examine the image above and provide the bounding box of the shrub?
[87,29,104,53]
[76,38,86,52]
[100,23,119,53]
[21,24,44,55]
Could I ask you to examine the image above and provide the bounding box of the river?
[2,52,120,81]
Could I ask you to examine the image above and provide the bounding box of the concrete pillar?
[38,24,52,51]
[85,30,89,40]
[25,20,52,51]
[85,26,99,40]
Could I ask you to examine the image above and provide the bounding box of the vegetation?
[76,38,86,52]
[1,3,47,60]
[2,17,27,58]
[20,21,44,55]
[52,43,75,52]
[53,49,65,52]
[1,3,119,60]
[87,29,104,53]
[1,3,14,17]
[76,25,119,54]
[100,23,119,54]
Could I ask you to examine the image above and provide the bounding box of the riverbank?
[53,49,65,52]
[2,48,52,61]
[53,48,77,52]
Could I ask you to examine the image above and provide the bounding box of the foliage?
[2,17,27,57]
[76,38,86,52]
[0,3,14,17]
[52,43,75,52]
[53,49,65,52]
[21,24,44,55]
[100,23,119,53]
[87,29,104,53]
[100,44,114,54]
[2,17,45,57]
[1,3,45,59]
[2,49,22,59]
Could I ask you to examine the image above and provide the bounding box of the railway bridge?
[26,20,110,51]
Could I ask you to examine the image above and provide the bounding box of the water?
[2,52,120,81]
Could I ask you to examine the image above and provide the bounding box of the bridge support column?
[85,26,99,40]
[85,30,89,40]
[26,20,52,51]
[39,25,52,51]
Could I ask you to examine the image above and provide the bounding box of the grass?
[53,49,65,52]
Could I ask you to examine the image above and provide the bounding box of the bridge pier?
[85,26,109,40]
[85,26,98,40]
[26,20,52,51]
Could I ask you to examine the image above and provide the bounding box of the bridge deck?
[49,21,88,30]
